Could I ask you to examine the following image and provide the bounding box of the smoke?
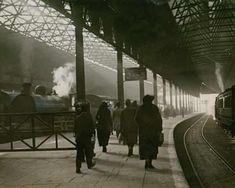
[203,55,224,92]
[52,63,76,97]
[215,62,224,92]
[20,39,34,82]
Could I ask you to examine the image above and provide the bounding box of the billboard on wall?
[125,67,147,81]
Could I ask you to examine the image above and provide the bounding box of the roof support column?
[117,50,124,108]
[191,96,194,112]
[185,93,187,113]
[190,95,193,113]
[188,94,190,113]
[185,92,188,114]
[193,96,197,112]
[198,97,200,112]
[72,4,86,101]
[195,97,197,112]
[179,88,182,116]
[75,26,86,100]
[170,81,173,108]
[139,64,145,104]
[175,86,178,112]
[153,72,158,106]
[163,78,166,111]
[182,89,185,118]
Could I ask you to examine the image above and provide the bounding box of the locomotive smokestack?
[21,82,32,96]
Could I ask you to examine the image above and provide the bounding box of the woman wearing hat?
[135,95,163,169]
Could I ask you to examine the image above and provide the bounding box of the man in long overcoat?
[121,99,138,156]
[74,102,96,173]
[135,95,163,169]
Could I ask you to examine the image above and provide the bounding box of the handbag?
[158,132,164,146]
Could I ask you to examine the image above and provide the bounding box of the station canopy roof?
[1,0,235,95]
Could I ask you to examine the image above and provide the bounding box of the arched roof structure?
[1,0,235,95]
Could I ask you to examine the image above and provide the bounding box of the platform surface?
[0,115,193,188]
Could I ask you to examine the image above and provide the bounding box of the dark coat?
[120,106,138,145]
[96,108,112,146]
[135,103,162,160]
[74,112,95,141]
[74,112,95,169]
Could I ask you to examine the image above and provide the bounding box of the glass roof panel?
[0,0,143,76]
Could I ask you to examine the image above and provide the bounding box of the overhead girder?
[5,0,235,95]
[171,0,235,92]
[40,0,201,94]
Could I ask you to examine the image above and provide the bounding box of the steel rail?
[201,118,235,174]
[183,115,207,188]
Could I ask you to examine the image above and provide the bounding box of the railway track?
[175,114,235,188]
[183,115,207,188]
[201,117,235,175]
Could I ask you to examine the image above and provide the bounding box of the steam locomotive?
[0,91,70,113]
[215,85,235,136]
[0,86,117,144]
[0,88,117,117]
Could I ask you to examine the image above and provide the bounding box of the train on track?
[0,91,70,113]
[0,86,118,143]
[215,85,235,136]
[0,89,117,115]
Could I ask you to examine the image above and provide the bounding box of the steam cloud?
[52,63,76,97]
[215,62,224,92]
[203,55,225,92]
[20,39,34,82]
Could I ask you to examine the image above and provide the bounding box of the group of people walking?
[74,95,163,173]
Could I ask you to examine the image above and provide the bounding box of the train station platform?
[0,115,194,188]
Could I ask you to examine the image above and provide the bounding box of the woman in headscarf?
[96,102,113,152]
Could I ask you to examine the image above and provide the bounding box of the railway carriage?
[215,85,235,136]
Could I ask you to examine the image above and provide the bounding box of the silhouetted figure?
[96,102,113,152]
[163,105,170,119]
[74,102,96,173]
[10,83,36,113]
[132,101,138,110]
[135,95,163,169]
[112,102,122,140]
[121,99,138,156]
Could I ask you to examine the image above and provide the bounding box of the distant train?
[0,90,70,113]
[0,89,117,118]
[0,88,118,143]
[215,85,235,136]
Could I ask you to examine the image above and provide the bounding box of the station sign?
[125,67,147,81]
